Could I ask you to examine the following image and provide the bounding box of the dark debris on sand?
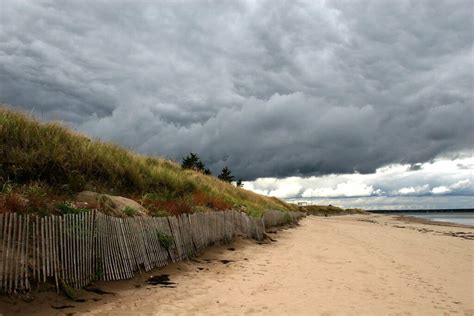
[146,274,177,288]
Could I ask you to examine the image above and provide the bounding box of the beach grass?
[299,204,366,216]
[0,106,299,216]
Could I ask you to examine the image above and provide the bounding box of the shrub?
[192,191,231,210]
[1,179,14,194]
[1,193,26,213]
[55,201,88,214]
[95,263,104,280]
[123,206,136,217]
[141,190,196,215]
[157,231,174,250]
[218,166,235,183]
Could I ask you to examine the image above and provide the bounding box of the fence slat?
[52,217,59,291]
[68,214,75,287]
[0,214,3,290]
[0,213,8,290]
[113,217,127,279]
[80,212,86,287]
[8,213,17,292]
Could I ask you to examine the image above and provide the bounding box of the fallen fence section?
[0,209,303,294]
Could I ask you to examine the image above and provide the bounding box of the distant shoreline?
[369,208,474,213]
[392,214,474,229]
[375,209,474,228]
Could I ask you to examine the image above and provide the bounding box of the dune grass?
[299,204,366,216]
[0,106,298,216]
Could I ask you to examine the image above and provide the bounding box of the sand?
[1,214,473,315]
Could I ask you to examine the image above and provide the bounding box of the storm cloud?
[1,0,472,180]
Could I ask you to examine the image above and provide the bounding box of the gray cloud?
[1,0,472,180]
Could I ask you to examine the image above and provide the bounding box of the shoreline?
[1,213,473,315]
[394,214,474,229]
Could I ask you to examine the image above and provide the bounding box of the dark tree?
[182,152,200,169]
[181,153,211,174]
[195,160,205,171]
[218,166,235,183]
[236,179,243,187]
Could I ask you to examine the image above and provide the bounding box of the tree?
[236,179,243,187]
[218,166,235,183]
[181,153,211,175]
[182,152,200,169]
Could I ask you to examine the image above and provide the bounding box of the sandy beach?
[1,214,473,315]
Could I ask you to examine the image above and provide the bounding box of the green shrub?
[157,231,174,250]
[56,201,87,214]
[123,206,136,216]
[1,179,13,194]
[95,263,104,280]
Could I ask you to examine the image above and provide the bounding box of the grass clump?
[55,201,88,214]
[156,231,174,250]
[123,206,136,217]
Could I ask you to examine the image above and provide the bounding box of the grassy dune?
[299,205,366,216]
[0,106,298,217]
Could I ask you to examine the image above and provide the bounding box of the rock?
[75,191,148,217]
[105,195,148,216]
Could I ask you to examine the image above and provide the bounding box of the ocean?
[373,210,474,226]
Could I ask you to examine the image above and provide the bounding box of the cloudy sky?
[1,0,472,209]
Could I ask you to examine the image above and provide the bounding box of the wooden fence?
[0,209,303,294]
[263,209,305,228]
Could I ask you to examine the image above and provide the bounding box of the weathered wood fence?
[263,209,305,228]
[0,209,303,294]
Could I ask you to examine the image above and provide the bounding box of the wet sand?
[1,214,473,315]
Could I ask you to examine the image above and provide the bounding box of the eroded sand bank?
[1,214,473,315]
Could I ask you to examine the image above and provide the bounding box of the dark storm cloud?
[1,0,472,180]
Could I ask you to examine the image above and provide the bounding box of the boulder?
[75,191,148,217]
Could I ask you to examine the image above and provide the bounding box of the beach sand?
[1,214,473,315]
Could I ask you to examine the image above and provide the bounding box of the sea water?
[399,211,474,226]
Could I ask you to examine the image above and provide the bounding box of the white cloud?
[245,155,474,208]
[450,179,472,190]
[242,182,268,196]
[268,182,303,199]
[398,184,430,195]
[431,179,472,195]
[398,187,415,195]
[431,186,451,194]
